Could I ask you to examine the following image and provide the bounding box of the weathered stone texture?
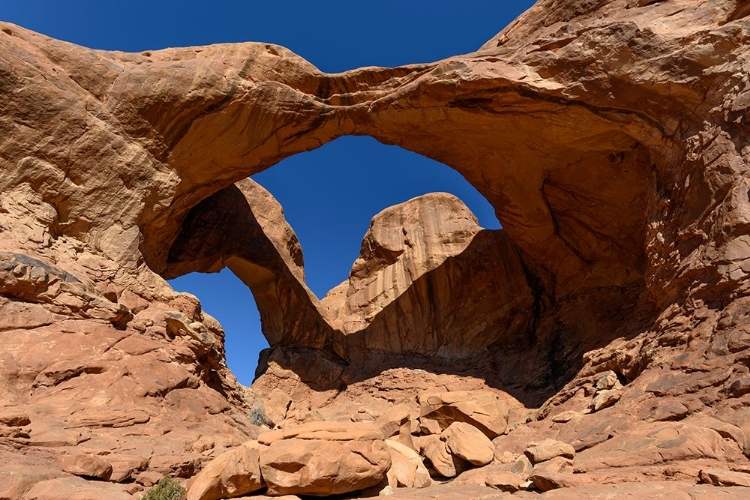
[2,0,750,496]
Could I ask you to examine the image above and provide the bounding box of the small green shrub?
[142,476,184,500]
[249,402,271,427]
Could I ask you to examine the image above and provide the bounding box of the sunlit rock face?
[2,0,750,495]
[162,178,333,350]
[322,192,534,359]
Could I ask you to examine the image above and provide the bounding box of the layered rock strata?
[0,252,255,498]
[1,0,750,497]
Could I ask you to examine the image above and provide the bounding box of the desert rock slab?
[258,422,391,496]
[23,476,132,500]
[419,391,510,438]
[186,441,264,500]
[538,481,750,499]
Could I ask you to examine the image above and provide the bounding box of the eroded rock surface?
[258,422,391,496]
[185,441,264,500]
[2,0,750,497]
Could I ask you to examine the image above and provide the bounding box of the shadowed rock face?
[163,178,333,350]
[322,193,535,359]
[2,0,750,495]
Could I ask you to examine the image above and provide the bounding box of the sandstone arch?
[4,1,750,494]
[2,0,749,401]
[163,178,334,351]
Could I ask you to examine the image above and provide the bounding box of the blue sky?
[2,1,535,385]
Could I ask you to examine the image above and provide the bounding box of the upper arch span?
[0,13,667,296]
[1,0,747,395]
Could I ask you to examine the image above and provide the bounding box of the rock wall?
[2,0,750,497]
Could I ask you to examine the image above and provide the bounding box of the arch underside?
[162,106,657,404]
[3,0,745,406]
[148,8,689,403]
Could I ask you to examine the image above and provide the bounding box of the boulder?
[108,455,149,483]
[385,439,432,489]
[0,408,30,427]
[135,470,166,487]
[730,378,750,398]
[419,391,509,438]
[524,439,575,464]
[551,411,581,424]
[186,441,264,500]
[594,371,622,391]
[258,422,391,496]
[442,422,495,466]
[420,434,464,478]
[529,455,576,491]
[59,453,113,481]
[589,390,621,412]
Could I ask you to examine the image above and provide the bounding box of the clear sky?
[2,0,536,385]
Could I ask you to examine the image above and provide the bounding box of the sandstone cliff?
[1,0,750,497]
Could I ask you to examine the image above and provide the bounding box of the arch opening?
[155,76,664,406]
[252,135,502,299]
[170,269,266,386]
[164,136,504,385]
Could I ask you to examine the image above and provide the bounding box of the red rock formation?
[2,0,750,496]
[163,178,332,349]
[322,193,534,359]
